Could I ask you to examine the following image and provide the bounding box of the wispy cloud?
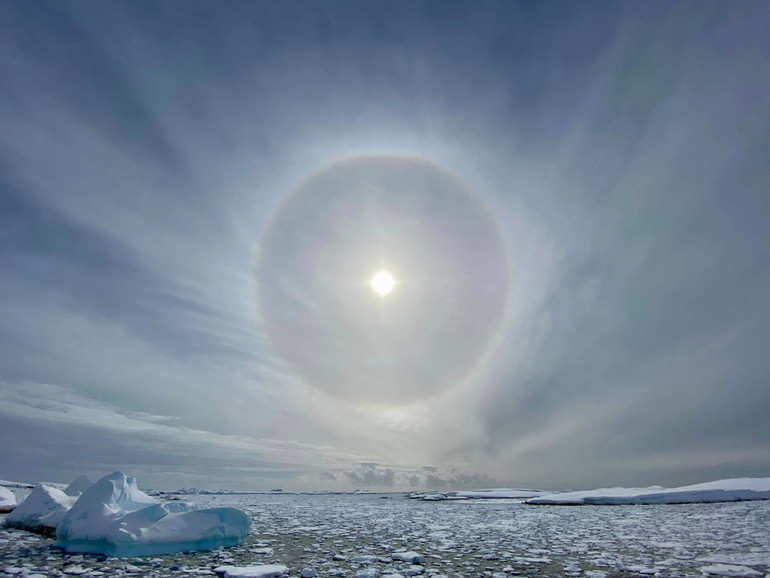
[0,381,367,488]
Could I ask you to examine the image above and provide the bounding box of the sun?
[371,271,395,296]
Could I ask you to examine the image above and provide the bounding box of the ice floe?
[526,477,770,505]
[214,564,288,577]
[55,471,250,556]
[391,551,425,563]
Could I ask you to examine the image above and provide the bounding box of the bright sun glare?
[371,271,395,296]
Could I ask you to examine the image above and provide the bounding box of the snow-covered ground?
[2,491,770,576]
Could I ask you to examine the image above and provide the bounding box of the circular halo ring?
[254,153,512,405]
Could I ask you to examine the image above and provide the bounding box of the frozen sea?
[2,490,770,577]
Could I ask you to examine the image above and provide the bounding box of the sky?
[1,1,769,491]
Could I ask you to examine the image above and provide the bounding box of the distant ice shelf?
[526,477,770,505]
[455,488,544,499]
[409,488,545,501]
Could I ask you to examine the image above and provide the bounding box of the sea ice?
[0,485,17,513]
[4,484,77,534]
[3,486,770,577]
[55,471,250,556]
[527,478,770,505]
[699,564,763,577]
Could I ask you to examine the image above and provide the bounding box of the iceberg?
[4,483,77,534]
[63,475,93,497]
[526,478,770,505]
[0,485,16,513]
[56,471,250,556]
